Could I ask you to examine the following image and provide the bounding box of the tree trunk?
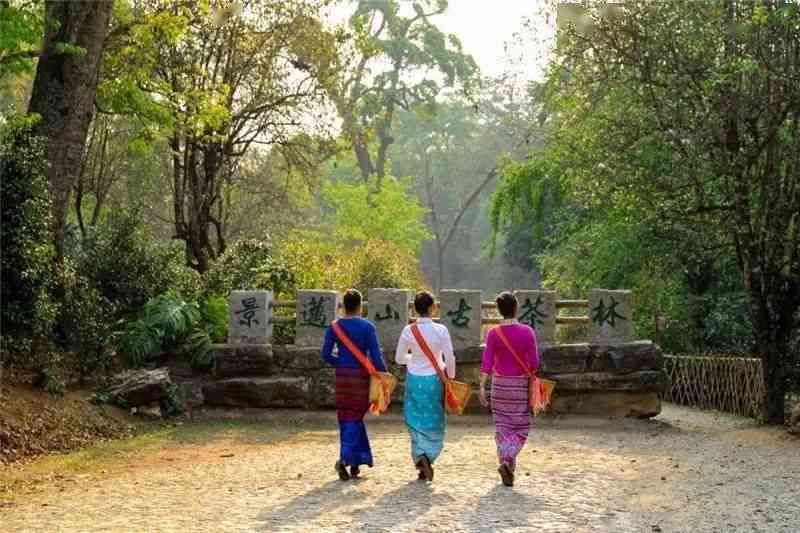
[27,0,113,259]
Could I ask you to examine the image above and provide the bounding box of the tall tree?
[328,0,479,191]
[27,0,113,259]
[102,0,336,272]
[494,0,800,423]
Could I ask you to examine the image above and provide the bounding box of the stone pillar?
[228,290,272,344]
[368,288,411,349]
[295,290,340,347]
[439,290,482,350]
[589,289,634,343]
[514,290,557,344]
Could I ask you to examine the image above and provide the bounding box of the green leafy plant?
[118,293,200,368]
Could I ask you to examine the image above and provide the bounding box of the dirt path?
[1,405,798,532]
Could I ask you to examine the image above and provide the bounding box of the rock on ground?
[106,368,172,407]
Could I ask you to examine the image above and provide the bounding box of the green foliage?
[199,295,228,344]
[118,293,201,368]
[278,232,427,294]
[490,0,800,362]
[71,210,202,316]
[0,1,44,79]
[321,176,432,255]
[204,239,295,296]
[0,115,57,352]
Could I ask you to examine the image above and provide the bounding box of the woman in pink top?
[479,292,540,487]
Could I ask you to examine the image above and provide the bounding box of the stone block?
[202,377,309,408]
[550,391,661,418]
[514,290,557,343]
[548,370,668,393]
[308,368,336,409]
[213,344,273,378]
[368,288,411,349]
[439,290,482,350]
[271,346,326,373]
[588,289,634,343]
[295,290,340,347]
[228,290,272,344]
[540,341,664,374]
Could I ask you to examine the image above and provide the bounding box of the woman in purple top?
[479,291,540,487]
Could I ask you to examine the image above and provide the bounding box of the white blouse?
[395,318,456,378]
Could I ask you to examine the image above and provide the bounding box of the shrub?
[204,239,295,296]
[0,116,57,346]
[72,210,202,317]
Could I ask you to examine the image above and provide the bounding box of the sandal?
[498,463,514,487]
[335,460,350,481]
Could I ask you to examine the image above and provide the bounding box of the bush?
[0,116,57,345]
[204,239,295,296]
[71,210,202,316]
[278,232,427,293]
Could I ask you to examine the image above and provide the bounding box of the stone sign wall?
[589,289,634,343]
[368,288,411,350]
[228,290,272,344]
[514,290,557,344]
[295,290,340,347]
[438,290,482,351]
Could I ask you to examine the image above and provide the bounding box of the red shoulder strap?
[410,323,449,385]
[493,326,533,378]
[331,320,376,375]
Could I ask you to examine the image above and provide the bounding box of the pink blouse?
[481,323,540,376]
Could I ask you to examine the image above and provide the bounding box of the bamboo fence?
[663,355,764,418]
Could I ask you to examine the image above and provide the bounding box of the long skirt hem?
[404,373,446,464]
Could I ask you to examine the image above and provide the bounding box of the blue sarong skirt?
[404,373,446,464]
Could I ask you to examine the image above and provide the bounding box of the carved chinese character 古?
[447,298,472,328]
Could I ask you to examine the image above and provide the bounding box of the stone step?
[203,377,310,408]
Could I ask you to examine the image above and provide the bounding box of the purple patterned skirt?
[491,375,531,471]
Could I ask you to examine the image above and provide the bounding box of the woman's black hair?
[343,288,362,313]
[496,291,518,319]
[414,290,435,315]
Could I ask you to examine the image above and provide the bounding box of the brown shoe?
[350,466,360,479]
[335,460,350,481]
[416,455,434,482]
[498,463,514,487]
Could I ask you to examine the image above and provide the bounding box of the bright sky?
[329,1,557,81]
[436,0,555,79]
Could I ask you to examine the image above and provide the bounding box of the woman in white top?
[395,291,456,482]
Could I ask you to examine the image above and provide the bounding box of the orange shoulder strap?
[331,320,376,375]
[410,323,449,385]
[493,326,533,378]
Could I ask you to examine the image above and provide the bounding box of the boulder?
[789,402,800,436]
[202,377,309,408]
[214,344,273,378]
[106,368,172,407]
